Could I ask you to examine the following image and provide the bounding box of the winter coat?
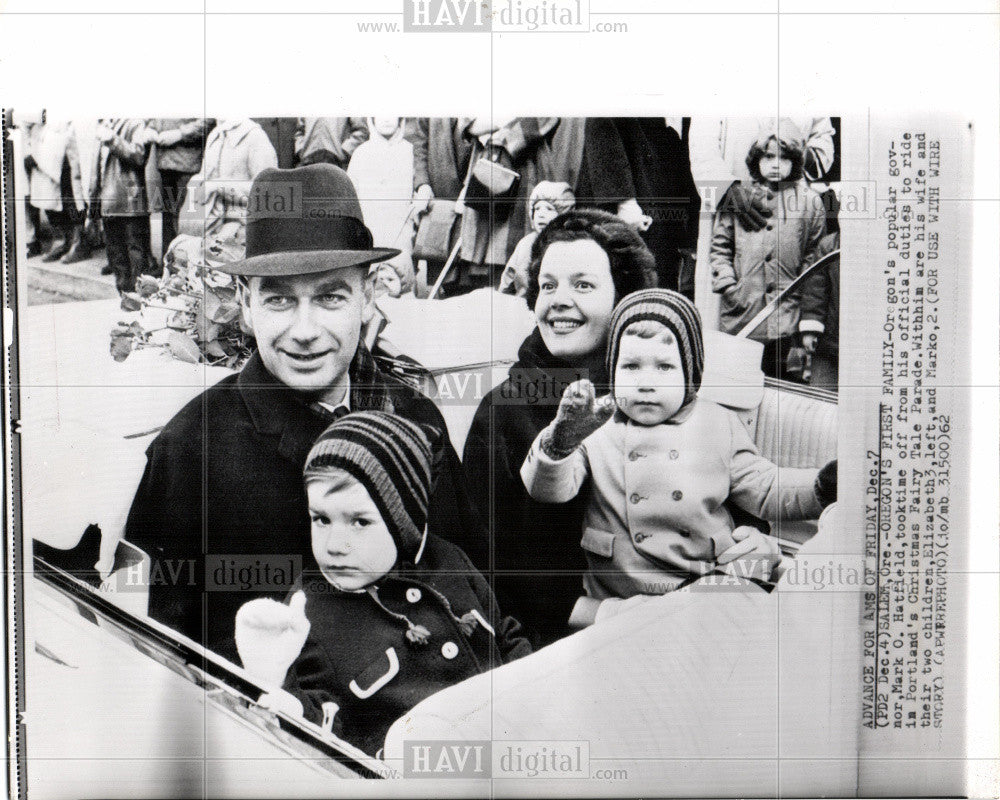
[28,121,73,213]
[295,118,369,169]
[799,231,840,358]
[709,180,826,342]
[124,348,488,665]
[347,121,416,292]
[409,117,475,199]
[521,399,822,601]
[574,117,702,290]
[91,118,152,217]
[194,119,277,238]
[284,536,531,757]
[459,117,560,269]
[462,328,602,646]
[149,118,215,174]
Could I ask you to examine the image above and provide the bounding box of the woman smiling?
[463,209,657,647]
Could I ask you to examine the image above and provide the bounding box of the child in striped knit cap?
[235,411,530,757]
[520,289,837,627]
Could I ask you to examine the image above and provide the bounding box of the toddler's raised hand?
[235,591,311,689]
[542,380,615,459]
[716,526,781,583]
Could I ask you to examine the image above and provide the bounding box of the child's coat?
[521,398,822,600]
[283,534,531,757]
[709,181,826,341]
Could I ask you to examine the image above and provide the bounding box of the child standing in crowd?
[498,181,576,298]
[347,117,416,296]
[709,120,826,381]
[520,290,836,626]
[235,412,531,757]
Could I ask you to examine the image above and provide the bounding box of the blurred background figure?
[27,115,89,264]
[408,117,475,296]
[572,117,702,296]
[253,117,297,169]
[148,117,215,257]
[347,117,416,296]
[188,118,277,246]
[294,117,369,169]
[16,110,48,257]
[498,180,575,297]
[90,118,156,293]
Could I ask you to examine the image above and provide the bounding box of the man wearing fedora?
[124,164,486,664]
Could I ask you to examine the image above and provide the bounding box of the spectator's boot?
[26,239,44,257]
[60,226,92,264]
[41,228,71,262]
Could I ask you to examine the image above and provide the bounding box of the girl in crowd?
[709,120,826,381]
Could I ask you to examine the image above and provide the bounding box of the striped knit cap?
[606,289,705,408]
[303,411,433,563]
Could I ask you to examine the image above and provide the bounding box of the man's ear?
[360,268,376,323]
[236,277,254,335]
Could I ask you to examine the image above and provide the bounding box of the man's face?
[239,266,372,404]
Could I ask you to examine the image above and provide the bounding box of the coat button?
[765,254,773,262]
[766,223,773,231]
[630,492,642,504]
[628,450,641,462]
[441,642,459,660]
[634,532,648,543]
[669,450,679,460]
[406,588,422,603]
[672,490,684,501]
[765,282,776,293]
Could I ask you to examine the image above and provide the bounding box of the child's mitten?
[814,459,837,508]
[542,379,615,459]
[235,590,311,689]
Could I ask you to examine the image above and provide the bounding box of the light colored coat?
[192,119,277,238]
[520,398,822,600]
[709,180,826,341]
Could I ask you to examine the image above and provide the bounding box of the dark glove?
[721,182,771,232]
[814,459,837,508]
[542,380,615,460]
[24,154,37,173]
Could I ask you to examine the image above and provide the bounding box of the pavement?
[24,213,164,305]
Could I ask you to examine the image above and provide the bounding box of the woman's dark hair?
[524,208,658,309]
[745,134,805,183]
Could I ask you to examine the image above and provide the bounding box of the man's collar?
[315,373,351,415]
[237,347,393,437]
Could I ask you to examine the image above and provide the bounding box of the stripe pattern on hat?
[303,411,432,562]
[606,288,705,408]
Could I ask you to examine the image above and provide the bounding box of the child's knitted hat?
[304,411,433,563]
[606,289,705,408]
[529,181,576,215]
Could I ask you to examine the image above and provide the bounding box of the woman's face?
[534,239,617,364]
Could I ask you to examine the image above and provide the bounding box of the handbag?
[470,146,520,197]
[412,145,477,263]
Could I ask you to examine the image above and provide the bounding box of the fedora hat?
[219,163,400,276]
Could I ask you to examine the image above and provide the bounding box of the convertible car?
[20,271,847,796]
